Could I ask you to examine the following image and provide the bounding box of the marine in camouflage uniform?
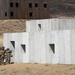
[4,48,12,64]
[0,47,13,65]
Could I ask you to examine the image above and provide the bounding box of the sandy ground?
[0,64,75,75]
[0,20,25,35]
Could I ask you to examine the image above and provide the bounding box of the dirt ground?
[0,64,75,75]
[0,20,25,35]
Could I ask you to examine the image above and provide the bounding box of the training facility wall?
[3,32,29,63]
[26,19,75,32]
[29,30,75,64]
[3,30,75,64]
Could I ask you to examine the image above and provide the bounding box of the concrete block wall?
[29,32,47,63]
[26,19,75,32]
[4,18,75,64]
[28,30,75,64]
[70,30,75,64]
[3,32,29,63]
[3,30,75,64]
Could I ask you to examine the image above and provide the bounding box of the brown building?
[10,0,51,19]
[0,0,75,19]
[0,0,51,19]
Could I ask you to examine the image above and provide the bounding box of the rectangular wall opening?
[35,3,38,7]
[49,44,55,54]
[5,12,7,17]
[44,4,47,8]
[29,12,33,17]
[16,3,19,7]
[10,3,13,7]
[10,12,14,16]
[29,3,32,8]
[10,41,15,48]
[21,44,26,53]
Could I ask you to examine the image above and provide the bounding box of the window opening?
[10,41,15,48]
[21,44,26,53]
[29,3,32,8]
[5,12,7,17]
[49,44,55,54]
[38,24,41,29]
[16,3,19,7]
[35,3,38,7]
[10,3,13,7]
[44,4,47,8]
[10,12,14,16]
[29,12,33,17]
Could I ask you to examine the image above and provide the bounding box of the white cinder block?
[4,19,75,64]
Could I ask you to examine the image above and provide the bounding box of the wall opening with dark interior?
[38,24,41,29]
[49,44,55,54]
[10,12,14,16]
[21,44,26,53]
[10,41,15,48]
[29,3,32,8]
[16,3,19,7]
[5,12,7,17]
[29,12,33,17]
[44,4,47,8]
[35,3,38,7]
[10,3,13,7]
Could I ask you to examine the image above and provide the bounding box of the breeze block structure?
[3,18,75,64]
